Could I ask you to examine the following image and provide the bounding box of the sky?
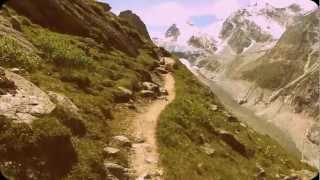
[100,0,317,38]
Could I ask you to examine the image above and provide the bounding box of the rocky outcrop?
[188,35,217,53]
[307,123,320,145]
[104,162,129,180]
[0,68,16,95]
[219,3,305,54]
[7,0,148,56]
[0,69,55,123]
[119,10,151,41]
[220,11,272,54]
[115,87,133,103]
[216,129,254,158]
[112,135,132,147]
[242,10,320,117]
[48,91,86,136]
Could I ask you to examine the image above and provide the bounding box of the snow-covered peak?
[214,3,307,54]
[154,22,217,54]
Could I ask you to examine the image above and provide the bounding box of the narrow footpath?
[130,58,176,179]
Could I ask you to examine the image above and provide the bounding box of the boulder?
[9,68,24,74]
[115,87,133,103]
[0,70,56,123]
[103,147,120,156]
[139,90,155,98]
[200,144,215,156]
[48,91,81,118]
[307,124,320,145]
[159,87,169,96]
[104,162,129,180]
[237,98,248,105]
[210,104,218,111]
[217,129,253,158]
[48,91,86,136]
[255,164,267,180]
[0,68,17,95]
[155,67,168,74]
[222,111,238,122]
[283,170,316,180]
[113,135,132,147]
[142,82,159,92]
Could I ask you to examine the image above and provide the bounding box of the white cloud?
[133,0,243,37]
[135,2,190,27]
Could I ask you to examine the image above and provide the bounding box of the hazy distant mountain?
[154,3,310,56]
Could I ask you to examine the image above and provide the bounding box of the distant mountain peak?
[165,24,180,41]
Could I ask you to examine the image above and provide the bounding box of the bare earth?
[130,58,176,179]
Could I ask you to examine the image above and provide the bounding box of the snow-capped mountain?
[216,2,307,54]
[153,23,217,54]
[154,2,313,55]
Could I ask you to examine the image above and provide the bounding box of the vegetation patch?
[0,36,41,71]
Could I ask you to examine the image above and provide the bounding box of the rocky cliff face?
[119,10,151,41]
[219,3,305,54]
[7,0,152,57]
[242,9,319,117]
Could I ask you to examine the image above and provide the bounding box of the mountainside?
[192,7,319,167]
[119,10,152,41]
[7,0,154,57]
[241,9,320,151]
[242,9,319,117]
[0,0,165,179]
[218,3,306,54]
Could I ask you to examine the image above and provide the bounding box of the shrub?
[60,71,92,90]
[24,28,92,68]
[0,36,41,70]
[0,116,77,179]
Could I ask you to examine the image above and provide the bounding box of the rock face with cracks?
[0,69,55,123]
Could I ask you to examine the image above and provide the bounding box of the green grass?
[157,60,314,179]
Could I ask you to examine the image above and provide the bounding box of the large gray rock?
[200,143,216,156]
[47,91,86,135]
[115,87,133,103]
[113,135,132,147]
[103,147,120,156]
[139,90,156,98]
[104,162,129,180]
[0,70,56,123]
[142,82,159,92]
[0,68,17,95]
[217,129,253,158]
[48,91,80,116]
[307,123,320,145]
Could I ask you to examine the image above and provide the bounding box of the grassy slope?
[157,60,314,180]
[0,7,159,179]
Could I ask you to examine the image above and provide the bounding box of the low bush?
[0,36,41,71]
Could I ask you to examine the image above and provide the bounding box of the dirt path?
[130,58,175,179]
